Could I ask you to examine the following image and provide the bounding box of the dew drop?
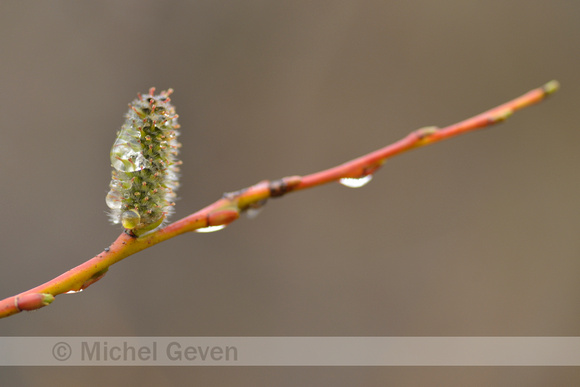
[245,207,264,219]
[110,124,151,172]
[121,210,141,229]
[64,289,83,294]
[338,175,373,188]
[111,150,151,172]
[195,225,227,233]
[244,199,267,219]
[105,190,123,210]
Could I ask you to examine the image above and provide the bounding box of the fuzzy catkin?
[106,88,181,234]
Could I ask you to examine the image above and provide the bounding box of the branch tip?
[542,80,560,95]
[15,293,55,311]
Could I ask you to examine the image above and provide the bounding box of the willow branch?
[0,80,559,319]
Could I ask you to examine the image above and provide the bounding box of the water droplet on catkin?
[338,175,373,188]
[105,191,123,210]
[121,209,141,229]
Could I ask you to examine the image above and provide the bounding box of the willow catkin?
[106,88,181,235]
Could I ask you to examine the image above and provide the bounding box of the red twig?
[0,81,559,319]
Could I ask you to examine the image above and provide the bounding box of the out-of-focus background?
[1,1,579,385]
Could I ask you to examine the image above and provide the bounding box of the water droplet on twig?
[244,199,267,219]
[195,225,227,233]
[245,207,264,219]
[338,175,373,188]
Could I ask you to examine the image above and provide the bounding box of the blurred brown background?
[1,1,579,385]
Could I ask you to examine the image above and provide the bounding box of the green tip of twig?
[542,80,560,95]
[41,293,55,306]
[16,293,55,311]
